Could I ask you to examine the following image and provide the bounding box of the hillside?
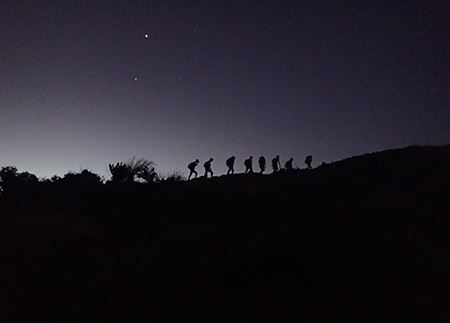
[1,145,450,322]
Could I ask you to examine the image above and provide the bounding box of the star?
[134,77,138,81]
[145,34,148,38]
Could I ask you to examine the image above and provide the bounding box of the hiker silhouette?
[271,155,281,173]
[226,156,236,175]
[258,156,266,173]
[244,156,253,173]
[204,158,214,178]
[187,159,200,180]
[305,155,313,169]
[285,158,294,171]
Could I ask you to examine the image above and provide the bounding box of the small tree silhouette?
[109,158,159,184]
[109,162,131,183]
[0,166,19,193]
[61,169,103,186]
[0,166,38,194]
[0,166,40,210]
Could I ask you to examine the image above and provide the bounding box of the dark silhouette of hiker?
[226,156,236,175]
[271,155,281,173]
[204,158,214,178]
[285,158,294,171]
[305,155,313,169]
[244,156,253,173]
[187,159,199,180]
[258,156,266,173]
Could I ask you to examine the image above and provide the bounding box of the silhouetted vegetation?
[159,171,186,184]
[109,157,158,184]
[1,145,450,322]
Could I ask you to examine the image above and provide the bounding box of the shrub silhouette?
[0,166,38,194]
[109,162,132,183]
[109,157,159,183]
[38,169,107,212]
[0,166,19,194]
[60,169,104,186]
[161,171,186,183]
[0,166,39,211]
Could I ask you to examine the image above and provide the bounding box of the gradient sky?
[1,0,449,179]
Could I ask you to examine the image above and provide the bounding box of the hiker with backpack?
[272,155,281,173]
[226,156,236,175]
[204,158,214,178]
[244,156,253,173]
[258,156,266,174]
[285,157,294,171]
[187,159,200,180]
[305,155,313,169]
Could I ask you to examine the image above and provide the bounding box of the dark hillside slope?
[1,145,450,322]
[319,144,450,177]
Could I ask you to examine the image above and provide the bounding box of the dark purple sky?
[1,0,449,178]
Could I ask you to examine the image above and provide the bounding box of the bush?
[109,157,159,184]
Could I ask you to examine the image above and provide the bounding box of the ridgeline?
[1,145,450,322]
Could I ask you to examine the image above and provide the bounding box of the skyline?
[2,0,449,179]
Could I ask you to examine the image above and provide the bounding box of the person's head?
[250,156,253,159]
[195,159,199,163]
[210,158,214,162]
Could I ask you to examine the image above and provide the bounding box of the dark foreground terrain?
[1,145,450,322]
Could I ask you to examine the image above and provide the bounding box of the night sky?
[1,0,449,179]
